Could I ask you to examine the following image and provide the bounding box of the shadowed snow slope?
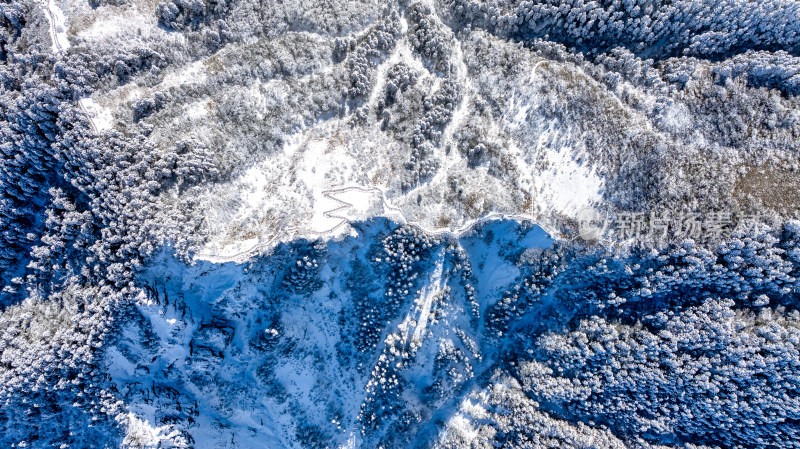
[110,219,552,448]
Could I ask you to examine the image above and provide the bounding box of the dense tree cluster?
[344,10,402,99]
[713,50,800,96]
[465,224,800,447]
[408,2,453,73]
[249,312,283,353]
[381,226,439,307]
[0,0,221,444]
[558,226,800,320]
[403,78,460,189]
[0,5,130,443]
[380,62,418,113]
[435,371,631,449]
[522,298,800,447]
[443,0,800,61]
[132,92,166,122]
[359,353,405,434]
[358,230,483,445]
[0,71,65,300]
[412,78,459,148]
[344,226,440,356]
[281,243,325,295]
[3,0,800,446]
[156,0,231,32]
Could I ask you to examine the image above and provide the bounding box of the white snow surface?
[114,220,552,448]
[78,97,115,131]
[502,59,604,219]
[160,60,209,90]
[195,125,392,262]
[43,0,604,264]
[532,141,604,217]
[44,0,70,52]
[72,0,174,44]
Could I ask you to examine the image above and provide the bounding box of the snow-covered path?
[43,0,70,53]
[412,252,445,344]
[43,0,105,133]
[40,0,561,264]
[192,7,561,264]
[194,179,557,264]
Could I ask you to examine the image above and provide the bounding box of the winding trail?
[193,6,563,264]
[42,1,560,264]
[44,0,100,133]
[43,0,65,53]
[194,183,559,263]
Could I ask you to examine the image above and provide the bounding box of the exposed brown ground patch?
[734,166,800,214]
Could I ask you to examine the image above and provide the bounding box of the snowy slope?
[4,0,800,448]
[109,220,552,448]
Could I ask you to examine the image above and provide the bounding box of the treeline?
[0,0,220,445]
[443,0,800,60]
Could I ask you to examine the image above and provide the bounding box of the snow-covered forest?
[1,0,800,447]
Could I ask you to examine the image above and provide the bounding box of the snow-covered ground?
[194,124,387,262]
[78,97,115,131]
[531,138,603,217]
[192,66,580,264]
[194,133,555,262]
[502,59,604,219]
[41,0,602,264]
[112,218,553,448]
[44,0,70,52]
